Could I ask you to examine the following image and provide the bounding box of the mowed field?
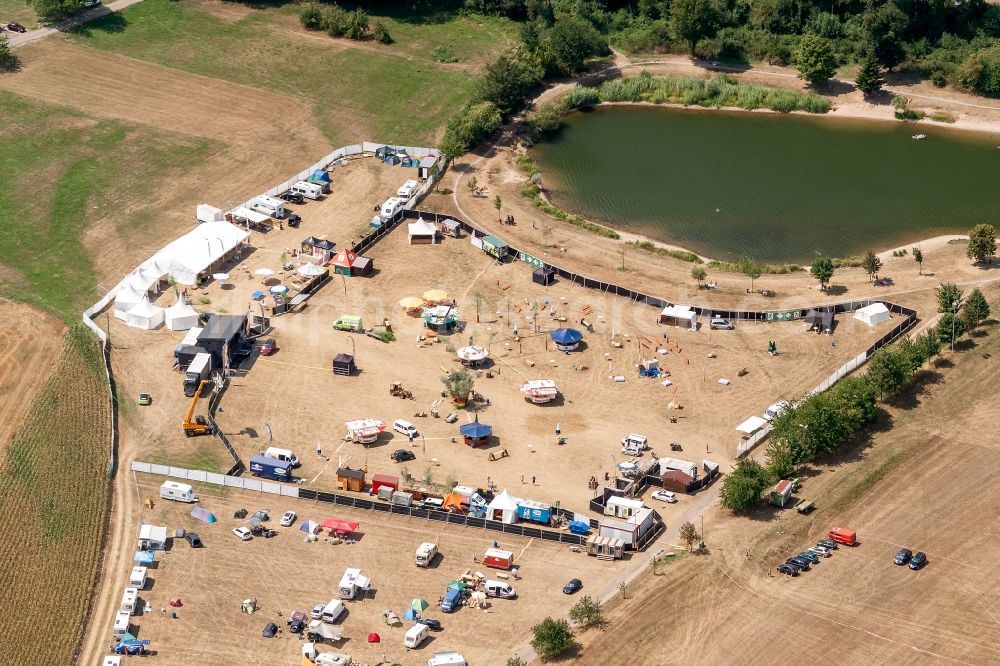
[576,304,1000,665]
[0,326,112,666]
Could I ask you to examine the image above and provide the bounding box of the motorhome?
[263,446,300,468]
[397,179,418,199]
[321,599,346,623]
[129,566,147,589]
[112,610,131,639]
[120,587,139,615]
[338,568,371,600]
[250,195,286,219]
[159,481,198,503]
[380,197,403,221]
[415,542,438,567]
[289,180,323,200]
[403,623,429,649]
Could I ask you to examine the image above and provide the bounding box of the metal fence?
[131,461,300,497]
[206,382,244,476]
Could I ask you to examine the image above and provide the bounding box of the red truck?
[828,527,856,546]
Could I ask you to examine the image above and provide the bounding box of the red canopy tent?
[321,518,360,533]
[331,248,357,275]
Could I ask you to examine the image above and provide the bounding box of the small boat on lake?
[912,134,927,140]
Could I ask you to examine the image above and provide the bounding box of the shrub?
[371,20,392,44]
[300,4,323,31]
[955,47,1000,97]
[530,617,575,659]
[432,45,458,63]
[322,4,348,37]
[528,102,563,132]
[440,101,503,159]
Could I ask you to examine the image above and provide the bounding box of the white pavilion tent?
[164,300,199,331]
[113,284,146,321]
[407,217,439,244]
[125,298,165,330]
[659,304,698,329]
[487,488,520,524]
[151,221,250,286]
[854,303,890,326]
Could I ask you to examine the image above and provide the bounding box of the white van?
[159,481,197,503]
[263,446,300,468]
[404,623,429,649]
[763,400,790,422]
[397,179,418,198]
[321,599,346,623]
[621,433,648,457]
[427,652,467,666]
[380,196,403,221]
[484,580,517,599]
[290,180,323,200]
[393,419,418,438]
[250,195,286,219]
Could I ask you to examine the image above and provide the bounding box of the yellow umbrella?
[399,296,424,309]
[423,289,448,302]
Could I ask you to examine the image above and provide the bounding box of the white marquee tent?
[113,284,147,320]
[407,217,438,244]
[660,304,698,329]
[164,300,199,331]
[126,298,165,330]
[854,303,890,326]
[736,415,768,435]
[487,488,520,524]
[126,267,162,294]
[151,221,250,286]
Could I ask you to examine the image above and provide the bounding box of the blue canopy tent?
[550,327,583,351]
[133,550,155,564]
[403,608,420,621]
[459,417,492,448]
[309,169,331,193]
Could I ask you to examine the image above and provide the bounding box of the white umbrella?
[298,263,326,277]
[269,285,289,295]
[457,346,488,362]
[254,268,276,277]
[213,272,230,283]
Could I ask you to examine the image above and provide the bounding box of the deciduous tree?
[936,282,963,314]
[810,256,834,290]
[691,266,707,285]
[568,595,603,629]
[670,0,720,55]
[961,288,990,330]
[679,521,699,551]
[862,249,882,283]
[966,223,997,263]
[720,458,770,513]
[866,347,909,400]
[738,255,762,292]
[530,617,575,659]
[912,246,923,275]
[937,312,966,348]
[795,35,837,86]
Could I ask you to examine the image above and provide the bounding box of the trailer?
[344,419,385,445]
[519,379,559,404]
[380,197,403,221]
[482,548,513,570]
[249,453,293,482]
[183,352,213,396]
[250,195,286,219]
[112,610,131,639]
[338,568,371,600]
[129,566,147,589]
[159,480,197,503]
[391,491,413,507]
[516,499,552,525]
[120,587,139,615]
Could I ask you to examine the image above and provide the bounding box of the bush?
[432,45,458,63]
[371,20,392,44]
[440,101,503,159]
[322,4,348,37]
[720,458,770,513]
[955,47,1000,97]
[300,4,323,31]
[629,240,703,263]
[528,102,563,132]
[344,8,370,40]
[530,617,575,659]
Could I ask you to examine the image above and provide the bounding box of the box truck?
[183,352,213,396]
[159,481,198,503]
[249,453,293,482]
[828,527,856,546]
[404,623,429,649]
[338,568,371,600]
[415,542,438,567]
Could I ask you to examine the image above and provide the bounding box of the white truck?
[415,542,438,568]
[263,446,300,468]
[159,480,198,503]
[183,352,213,397]
[338,568,371,600]
[321,599,346,623]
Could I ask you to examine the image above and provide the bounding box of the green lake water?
[531,106,1000,262]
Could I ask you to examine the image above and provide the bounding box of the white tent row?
[149,221,250,286]
[113,284,147,321]
[126,298,165,330]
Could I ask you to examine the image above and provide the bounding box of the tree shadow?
[954,338,977,352]
[825,285,849,296]
[818,79,855,97]
[884,370,943,410]
[68,10,128,36]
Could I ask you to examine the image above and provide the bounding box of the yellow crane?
[182,379,215,437]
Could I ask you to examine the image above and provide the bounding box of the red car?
[6,22,27,33]
[260,338,277,356]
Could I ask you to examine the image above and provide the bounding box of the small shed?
[532,266,556,286]
[407,217,438,244]
[438,218,461,238]
[487,488,519,524]
[137,524,167,550]
[769,479,793,507]
[660,304,698,329]
[336,467,366,493]
[332,353,356,376]
[585,534,624,560]
[352,255,373,277]
[301,237,336,264]
[481,235,509,260]
[331,248,358,276]
[459,417,492,447]
[854,302,890,326]
[418,154,439,180]
[660,469,694,494]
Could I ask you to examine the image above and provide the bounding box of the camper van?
[289,180,323,200]
[321,599,346,623]
[621,433,648,456]
[427,653,467,666]
[183,352,213,396]
[159,481,198,503]
[129,566,147,589]
[338,568,371,600]
[415,542,438,567]
[112,610,131,639]
[484,580,517,599]
[404,623,429,649]
[250,195,286,219]
[263,447,300,468]
[380,197,403,221]
[397,179,418,199]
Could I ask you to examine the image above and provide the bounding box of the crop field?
[0,326,112,666]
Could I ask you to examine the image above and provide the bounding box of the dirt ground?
[575,305,1000,665]
[121,475,627,666]
[0,298,65,449]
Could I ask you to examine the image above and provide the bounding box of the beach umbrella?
[399,296,424,309]
[403,608,419,621]
[251,290,264,300]
[422,289,448,302]
[447,580,467,590]
[456,346,488,363]
[410,598,430,612]
[550,328,583,345]
[254,268,275,277]
[298,263,325,277]
[269,285,289,295]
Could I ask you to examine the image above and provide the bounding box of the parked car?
[650,490,677,503]
[391,448,415,462]
[817,539,839,550]
[83,0,102,8]
[808,546,831,558]
[417,618,443,631]
[111,640,148,656]
[286,213,301,228]
[233,527,252,541]
[6,22,27,32]
[310,603,325,619]
[710,317,734,330]
[787,557,810,571]
[894,548,913,565]
[797,551,820,563]
[280,510,296,527]
[260,338,277,356]
[138,392,152,406]
[393,419,419,438]
[280,191,304,204]
[908,551,927,570]
[563,579,583,594]
[185,532,203,548]
[763,400,790,422]
[776,564,799,577]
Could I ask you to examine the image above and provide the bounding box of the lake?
[531,106,1000,262]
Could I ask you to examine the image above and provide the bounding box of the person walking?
[531,475,536,485]
[316,444,323,459]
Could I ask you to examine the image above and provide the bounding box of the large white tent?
[126,267,161,294]
[113,284,147,320]
[487,488,520,524]
[151,221,250,286]
[126,298,165,330]
[659,304,698,329]
[854,302,890,326]
[164,300,199,331]
[407,217,438,244]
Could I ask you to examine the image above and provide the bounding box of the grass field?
[70,0,510,146]
[0,0,38,27]
[0,326,111,666]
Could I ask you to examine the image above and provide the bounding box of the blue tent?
[459,418,492,447]
[550,328,583,351]
[309,169,331,184]
[133,550,155,564]
[403,608,420,621]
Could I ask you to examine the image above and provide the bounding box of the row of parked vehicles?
[776,527,856,577]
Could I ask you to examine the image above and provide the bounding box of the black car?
[6,22,27,33]
[288,618,305,634]
[280,191,304,204]
[908,551,927,570]
[286,213,301,228]
[185,532,203,548]
[391,448,415,462]
[776,563,799,577]
[786,557,810,571]
[262,622,278,638]
[417,618,442,631]
[894,548,912,565]
[563,578,583,594]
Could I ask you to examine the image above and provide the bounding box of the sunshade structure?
[403,608,419,621]
[212,273,230,284]
[269,285,289,295]
[299,519,321,534]
[410,598,430,612]
[149,221,250,286]
[487,488,519,524]
[532,266,556,286]
[456,345,488,367]
[254,267,276,277]
[422,304,459,333]
[126,299,165,330]
[422,289,449,302]
[804,308,834,333]
[331,248,358,276]
[165,300,199,331]
[447,580,468,590]
[617,461,639,474]
[442,493,466,513]
[550,327,583,351]
[736,416,768,435]
[190,506,217,523]
[399,296,424,315]
[297,262,326,277]
[459,417,493,448]
[321,518,359,533]
[854,302,890,326]
[383,610,402,627]
[407,217,439,244]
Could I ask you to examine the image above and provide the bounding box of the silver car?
[710,318,734,330]
[808,546,832,558]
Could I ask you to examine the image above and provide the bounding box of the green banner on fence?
[765,310,804,321]
[518,252,543,269]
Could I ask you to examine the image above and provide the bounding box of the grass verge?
[627,240,702,263]
[0,325,111,666]
[826,445,920,514]
[707,260,804,274]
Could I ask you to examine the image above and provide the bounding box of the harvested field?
[575,299,1000,665]
[0,326,111,666]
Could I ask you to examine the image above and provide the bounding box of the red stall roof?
[321,518,360,533]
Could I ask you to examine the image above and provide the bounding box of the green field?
[0,0,38,27]
[70,0,513,146]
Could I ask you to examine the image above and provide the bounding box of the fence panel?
[206,472,226,486]
[150,464,170,476]
[223,476,243,488]
[280,485,299,498]
[187,469,208,483]
[260,481,281,495]
[242,478,262,492]
[131,461,152,474]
